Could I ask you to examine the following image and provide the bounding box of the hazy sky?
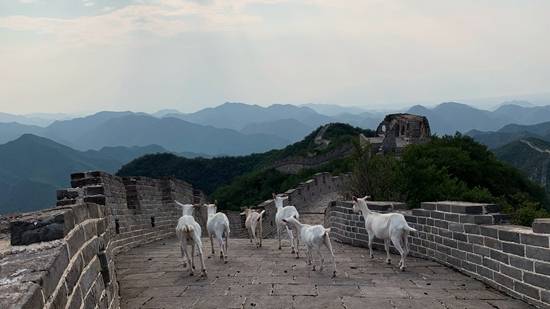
[1,0,549,114]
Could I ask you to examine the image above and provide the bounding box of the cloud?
[0,0,266,45]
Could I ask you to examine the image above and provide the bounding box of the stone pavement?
[116,238,534,309]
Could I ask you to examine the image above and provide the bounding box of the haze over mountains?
[2,100,550,214]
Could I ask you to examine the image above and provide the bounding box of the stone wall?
[247,172,350,239]
[0,171,204,309]
[325,200,550,308]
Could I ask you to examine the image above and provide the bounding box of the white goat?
[352,196,416,271]
[273,193,300,258]
[241,208,266,247]
[175,201,207,277]
[206,203,230,263]
[282,216,337,277]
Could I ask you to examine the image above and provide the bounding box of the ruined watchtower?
[364,113,431,154]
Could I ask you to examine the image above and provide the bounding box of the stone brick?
[66,285,83,309]
[521,233,549,248]
[435,203,451,212]
[526,246,550,262]
[434,220,448,229]
[43,244,70,299]
[480,226,498,238]
[476,265,494,279]
[430,211,445,220]
[534,261,550,276]
[412,209,430,217]
[482,257,500,271]
[444,213,460,222]
[502,242,525,257]
[473,245,490,257]
[451,248,467,260]
[463,224,480,235]
[453,232,467,242]
[499,230,520,242]
[460,215,493,225]
[467,253,482,264]
[49,282,68,309]
[484,237,502,250]
[494,273,515,290]
[533,218,550,234]
[448,223,463,232]
[468,234,484,245]
[420,202,437,210]
[450,203,483,214]
[514,281,540,300]
[67,226,86,258]
[443,238,458,249]
[542,290,550,304]
[509,256,534,271]
[65,254,85,294]
[500,264,522,281]
[10,208,75,245]
[489,249,509,264]
[523,272,550,290]
[457,241,473,252]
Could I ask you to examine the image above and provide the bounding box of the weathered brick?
[463,224,480,235]
[457,241,473,252]
[67,226,86,258]
[468,234,484,245]
[451,204,483,214]
[473,245,490,257]
[443,238,458,248]
[494,272,514,289]
[526,246,550,262]
[514,281,540,300]
[521,233,549,248]
[460,215,493,225]
[482,257,499,271]
[439,229,452,238]
[480,226,498,238]
[523,272,550,290]
[43,244,70,299]
[509,255,534,271]
[534,261,550,276]
[444,213,460,222]
[500,264,522,280]
[453,232,467,242]
[451,248,467,260]
[431,211,445,220]
[499,230,520,242]
[476,265,494,279]
[484,237,502,250]
[467,253,482,264]
[502,242,525,257]
[533,218,550,234]
[490,249,509,264]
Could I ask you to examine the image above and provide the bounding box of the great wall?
[1,168,549,308]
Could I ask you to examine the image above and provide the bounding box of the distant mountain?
[68,114,288,155]
[301,103,367,116]
[0,134,170,214]
[0,112,69,127]
[467,121,550,149]
[410,102,550,135]
[0,122,43,144]
[493,137,550,192]
[166,102,334,131]
[240,119,313,142]
[408,102,508,134]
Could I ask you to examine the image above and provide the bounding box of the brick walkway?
[116,238,533,309]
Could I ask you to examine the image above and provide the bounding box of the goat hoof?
[291,249,295,254]
[332,271,337,278]
[189,272,194,276]
[312,266,316,271]
[386,259,391,264]
[224,260,228,264]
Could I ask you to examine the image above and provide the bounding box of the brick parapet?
[1,171,203,309]
[325,200,550,308]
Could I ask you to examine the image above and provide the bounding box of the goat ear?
[352,196,358,202]
[364,195,371,200]
[272,193,276,198]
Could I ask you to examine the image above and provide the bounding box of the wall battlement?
[325,201,550,308]
[0,171,204,309]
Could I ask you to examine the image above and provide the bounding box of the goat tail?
[258,210,266,221]
[403,224,417,233]
[324,228,331,235]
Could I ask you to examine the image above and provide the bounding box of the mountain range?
[493,137,550,193]
[467,121,550,149]
[0,134,170,214]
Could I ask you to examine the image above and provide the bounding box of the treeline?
[349,134,549,225]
